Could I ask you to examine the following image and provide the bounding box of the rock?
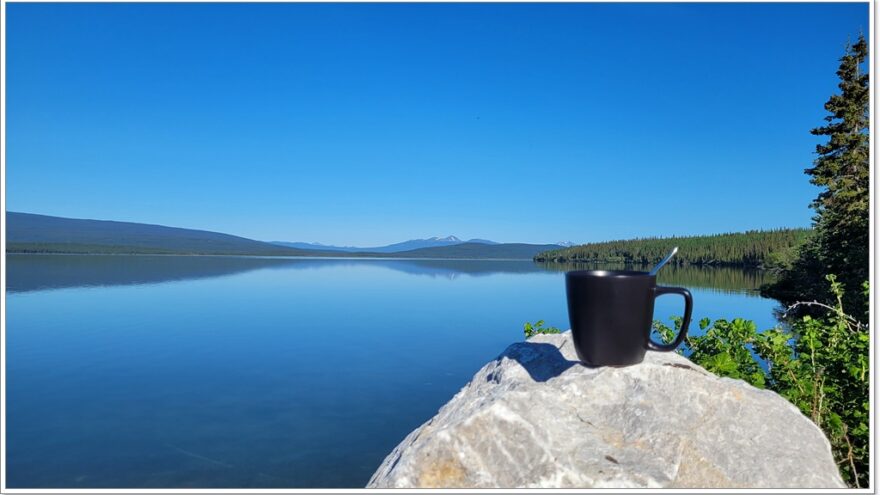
[367,331,845,489]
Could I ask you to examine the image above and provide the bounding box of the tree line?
[533,228,811,268]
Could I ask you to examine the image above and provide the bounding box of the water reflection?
[537,261,773,296]
[5,255,551,293]
[6,254,772,296]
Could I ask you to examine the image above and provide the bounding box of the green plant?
[654,275,869,487]
[765,35,869,318]
[523,320,562,339]
[655,316,768,388]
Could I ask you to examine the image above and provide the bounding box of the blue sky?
[7,3,868,245]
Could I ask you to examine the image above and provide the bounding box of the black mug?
[565,270,693,366]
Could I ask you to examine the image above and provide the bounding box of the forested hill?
[6,212,322,256]
[533,229,811,268]
[6,212,559,259]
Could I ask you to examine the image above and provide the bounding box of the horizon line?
[6,210,812,248]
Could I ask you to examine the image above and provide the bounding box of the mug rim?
[565,269,653,278]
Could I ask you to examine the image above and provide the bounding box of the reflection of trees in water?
[536,262,774,295]
[6,255,552,293]
[8,255,772,296]
[6,255,300,292]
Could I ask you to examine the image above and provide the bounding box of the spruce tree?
[765,35,870,318]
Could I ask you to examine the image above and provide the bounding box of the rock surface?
[367,331,845,489]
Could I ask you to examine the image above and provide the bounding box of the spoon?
[649,246,679,276]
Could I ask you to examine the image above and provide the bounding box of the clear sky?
[6,3,869,245]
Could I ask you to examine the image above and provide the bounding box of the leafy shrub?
[523,320,562,339]
[654,275,869,487]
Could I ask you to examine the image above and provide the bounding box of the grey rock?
[367,331,845,489]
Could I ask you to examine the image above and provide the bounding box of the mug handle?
[647,286,693,352]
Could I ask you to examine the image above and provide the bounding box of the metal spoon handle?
[649,246,679,276]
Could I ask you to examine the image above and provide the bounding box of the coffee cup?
[565,270,692,366]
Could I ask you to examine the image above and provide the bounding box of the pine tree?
[765,35,870,317]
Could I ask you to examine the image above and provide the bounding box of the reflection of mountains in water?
[5,255,552,293]
[537,262,774,295]
[6,255,773,296]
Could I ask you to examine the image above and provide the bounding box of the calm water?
[6,255,780,488]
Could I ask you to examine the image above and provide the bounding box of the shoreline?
[5,252,775,269]
[4,252,541,262]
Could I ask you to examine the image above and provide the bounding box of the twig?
[813,374,825,427]
[783,300,866,332]
[788,368,806,396]
[844,432,860,488]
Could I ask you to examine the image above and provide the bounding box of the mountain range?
[270,236,500,253]
[6,212,569,260]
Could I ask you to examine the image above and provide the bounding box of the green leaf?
[705,352,738,375]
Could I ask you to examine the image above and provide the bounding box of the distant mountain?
[270,235,500,253]
[556,241,578,247]
[389,242,564,260]
[6,212,326,256]
[7,212,561,260]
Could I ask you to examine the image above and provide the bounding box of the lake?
[6,255,781,488]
